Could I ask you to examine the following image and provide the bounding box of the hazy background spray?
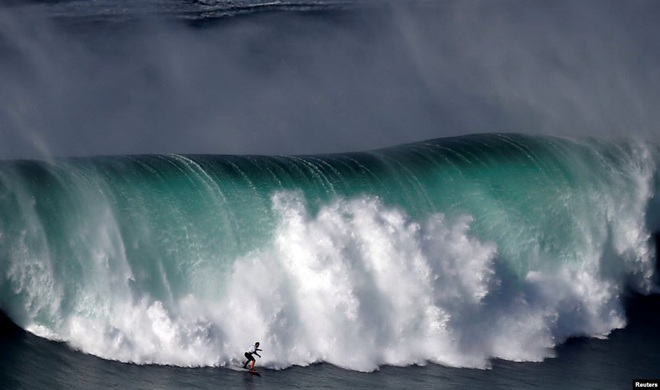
[0,0,659,159]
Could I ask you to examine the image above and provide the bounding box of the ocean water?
[1,1,660,389]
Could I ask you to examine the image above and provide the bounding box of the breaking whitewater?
[0,134,658,372]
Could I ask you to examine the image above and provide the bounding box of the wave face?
[0,134,657,370]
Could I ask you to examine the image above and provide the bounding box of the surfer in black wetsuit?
[243,342,262,369]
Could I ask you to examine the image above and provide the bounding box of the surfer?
[242,342,262,369]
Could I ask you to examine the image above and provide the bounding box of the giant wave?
[0,133,657,371]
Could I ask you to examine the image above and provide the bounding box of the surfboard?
[248,369,261,376]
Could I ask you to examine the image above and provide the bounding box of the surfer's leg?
[250,360,255,370]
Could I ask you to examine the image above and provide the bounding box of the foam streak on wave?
[0,134,657,370]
